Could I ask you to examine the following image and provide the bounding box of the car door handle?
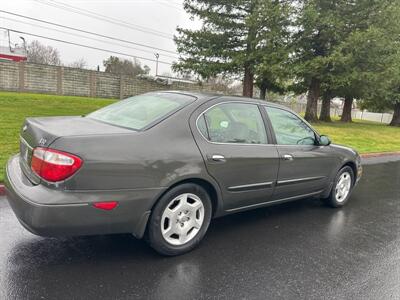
[210,154,226,162]
[282,154,294,161]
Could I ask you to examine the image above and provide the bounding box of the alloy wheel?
[335,171,352,202]
[160,193,205,246]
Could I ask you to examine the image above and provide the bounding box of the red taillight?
[31,147,83,182]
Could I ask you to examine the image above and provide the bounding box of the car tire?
[146,183,212,256]
[324,166,355,208]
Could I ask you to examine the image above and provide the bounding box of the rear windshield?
[87,93,195,130]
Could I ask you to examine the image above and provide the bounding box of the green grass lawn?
[313,119,400,154]
[0,91,399,183]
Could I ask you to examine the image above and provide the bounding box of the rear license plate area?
[20,137,32,165]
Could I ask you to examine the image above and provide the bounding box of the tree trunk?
[319,95,332,122]
[243,66,254,98]
[390,102,400,126]
[259,83,267,100]
[341,96,353,122]
[304,78,320,122]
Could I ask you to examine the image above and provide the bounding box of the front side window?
[265,106,316,145]
[87,93,195,130]
[198,102,268,144]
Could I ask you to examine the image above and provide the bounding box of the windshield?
[87,93,195,130]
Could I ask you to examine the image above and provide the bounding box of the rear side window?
[87,93,195,130]
[198,102,268,144]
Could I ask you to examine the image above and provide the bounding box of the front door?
[263,105,337,200]
[191,99,280,211]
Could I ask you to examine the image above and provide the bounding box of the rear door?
[191,99,279,211]
[263,105,337,200]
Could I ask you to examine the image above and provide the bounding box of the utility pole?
[7,29,13,52]
[154,53,159,76]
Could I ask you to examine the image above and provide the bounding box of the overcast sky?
[0,0,200,75]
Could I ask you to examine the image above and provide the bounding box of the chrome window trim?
[274,144,322,148]
[195,101,273,147]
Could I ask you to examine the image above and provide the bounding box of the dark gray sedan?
[5,91,362,255]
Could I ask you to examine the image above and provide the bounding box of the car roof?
[158,90,291,110]
[157,90,220,102]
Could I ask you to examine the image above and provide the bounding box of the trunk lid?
[19,116,133,184]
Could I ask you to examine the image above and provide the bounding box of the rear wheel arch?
[152,178,222,218]
[145,179,217,255]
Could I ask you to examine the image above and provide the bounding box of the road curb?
[360,152,400,158]
[0,184,5,196]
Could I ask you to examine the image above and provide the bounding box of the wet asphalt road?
[0,159,399,300]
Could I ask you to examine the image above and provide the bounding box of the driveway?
[0,158,399,300]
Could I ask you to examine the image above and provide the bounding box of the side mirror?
[319,135,331,146]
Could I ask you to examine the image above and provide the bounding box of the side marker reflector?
[93,201,118,211]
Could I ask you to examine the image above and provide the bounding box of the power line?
[33,0,175,40]
[0,10,178,55]
[2,16,179,60]
[152,0,185,11]
[37,0,173,38]
[2,27,174,65]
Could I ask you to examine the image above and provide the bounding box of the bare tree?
[68,58,87,69]
[205,76,240,94]
[103,56,150,76]
[160,72,173,77]
[26,40,61,65]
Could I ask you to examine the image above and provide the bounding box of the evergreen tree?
[293,0,395,122]
[292,0,350,122]
[255,0,292,99]
[324,0,396,123]
[174,0,291,98]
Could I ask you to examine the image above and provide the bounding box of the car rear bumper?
[5,155,165,238]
